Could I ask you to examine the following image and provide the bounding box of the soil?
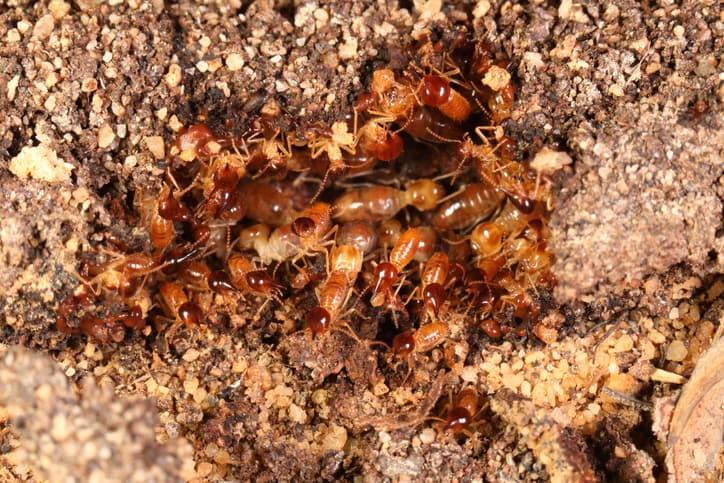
[0,1,722,482]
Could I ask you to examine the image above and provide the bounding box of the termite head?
[178,301,203,326]
[207,270,239,297]
[373,131,404,162]
[246,270,283,295]
[441,387,479,434]
[405,178,445,211]
[175,123,214,161]
[500,186,536,214]
[422,283,446,317]
[291,216,316,238]
[442,406,472,434]
[479,318,502,339]
[158,188,193,223]
[392,331,415,357]
[306,306,332,337]
[370,262,399,307]
[191,222,211,245]
[419,75,451,107]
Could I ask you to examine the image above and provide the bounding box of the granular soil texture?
[1,1,722,482]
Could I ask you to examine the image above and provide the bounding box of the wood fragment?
[649,368,686,384]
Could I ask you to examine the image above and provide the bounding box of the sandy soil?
[0,1,722,481]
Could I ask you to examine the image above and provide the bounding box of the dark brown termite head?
[500,186,536,215]
[118,275,143,299]
[246,270,283,295]
[175,124,214,159]
[79,315,126,345]
[423,283,446,317]
[213,163,241,190]
[442,406,472,434]
[373,131,404,162]
[479,318,502,339]
[217,190,247,222]
[442,387,479,434]
[207,270,239,297]
[355,91,376,112]
[306,306,332,337]
[115,305,145,330]
[370,262,399,305]
[392,331,415,356]
[420,75,451,107]
[158,189,194,223]
[206,184,247,222]
[498,136,518,161]
[177,301,203,327]
[688,99,709,122]
[291,216,316,238]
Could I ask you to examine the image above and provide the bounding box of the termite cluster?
[58,33,555,435]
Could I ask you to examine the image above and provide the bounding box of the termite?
[370,227,423,307]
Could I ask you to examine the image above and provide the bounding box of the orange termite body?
[371,227,422,307]
[433,184,503,231]
[421,251,449,318]
[158,281,204,332]
[306,245,363,336]
[392,322,449,357]
[442,388,479,434]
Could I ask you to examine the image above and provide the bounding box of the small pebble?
[665,341,687,362]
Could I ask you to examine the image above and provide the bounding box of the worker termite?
[391,322,449,357]
[438,387,485,435]
[370,227,423,307]
[57,287,147,344]
[228,253,283,298]
[305,245,363,337]
[78,251,157,299]
[433,183,504,231]
[368,69,417,121]
[135,187,177,251]
[419,251,449,320]
[243,128,293,178]
[157,281,204,338]
[304,122,359,201]
[418,75,473,122]
[357,118,404,162]
[203,163,246,223]
[332,179,445,223]
[174,123,220,162]
[290,202,335,262]
[207,270,240,298]
[479,318,502,339]
[157,184,195,223]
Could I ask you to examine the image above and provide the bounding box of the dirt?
[1,1,722,482]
